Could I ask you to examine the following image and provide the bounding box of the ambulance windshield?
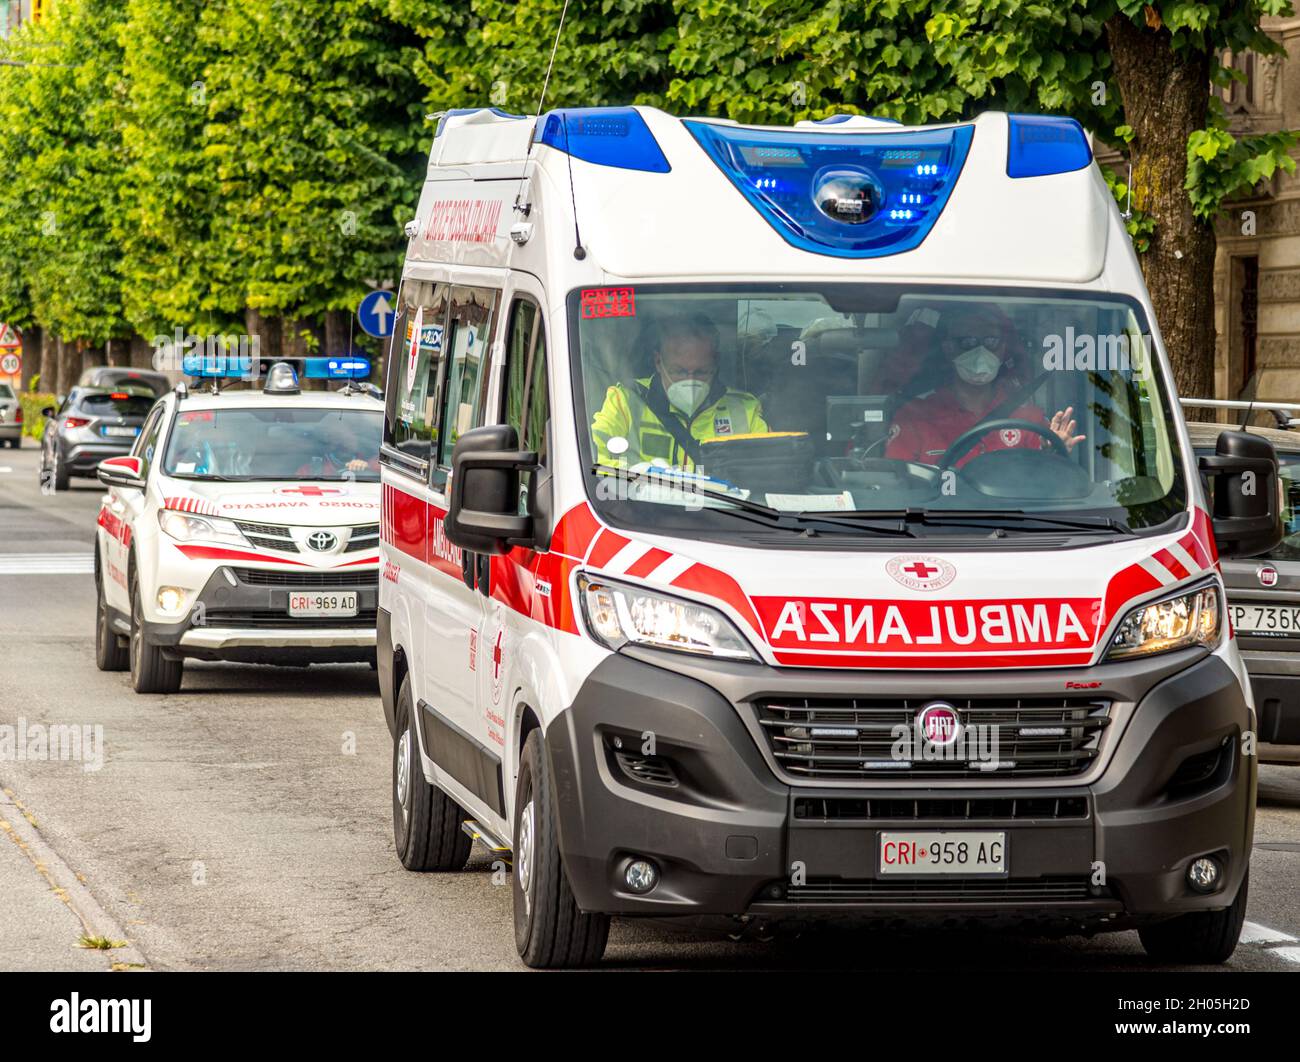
[163,407,382,481]
[571,284,1186,540]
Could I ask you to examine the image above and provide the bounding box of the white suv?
[94,364,384,693]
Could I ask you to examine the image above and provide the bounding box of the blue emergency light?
[181,352,255,377]
[1005,114,1092,178]
[535,107,671,173]
[684,120,974,258]
[304,357,371,380]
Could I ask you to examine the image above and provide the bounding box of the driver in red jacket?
[886,306,1085,467]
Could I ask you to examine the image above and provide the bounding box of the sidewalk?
[0,788,140,971]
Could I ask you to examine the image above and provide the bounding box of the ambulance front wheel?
[392,676,472,872]
[1138,869,1249,965]
[512,728,610,969]
[129,578,183,694]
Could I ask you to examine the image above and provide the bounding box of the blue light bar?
[684,120,974,258]
[305,356,371,380]
[1006,114,1092,178]
[182,352,255,378]
[534,107,670,173]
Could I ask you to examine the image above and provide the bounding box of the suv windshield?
[162,407,382,481]
[571,284,1187,540]
[0,384,14,401]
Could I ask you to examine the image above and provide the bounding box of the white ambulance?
[378,106,1283,968]
[95,361,383,693]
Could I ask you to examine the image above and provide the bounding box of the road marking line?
[0,553,95,575]
[1241,921,1297,945]
[1270,946,1300,964]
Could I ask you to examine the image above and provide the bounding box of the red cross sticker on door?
[491,628,505,706]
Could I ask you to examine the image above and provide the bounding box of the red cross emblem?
[886,555,956,591]
[492,630,504,680]
[904,561,939,580]
[278,485,342,497]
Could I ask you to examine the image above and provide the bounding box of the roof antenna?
[514,0,572,227]
[1239,370,1260,432]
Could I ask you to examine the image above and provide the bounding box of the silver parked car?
[1188,419,1300,762]
[77,365,170,397]
[0,382,21,448]
[39,386,157,491]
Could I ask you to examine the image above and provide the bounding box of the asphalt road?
[1,441,1298,972]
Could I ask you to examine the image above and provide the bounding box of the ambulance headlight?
[1105,582,1221,660]
[578,574,756,660]
[157,509,247,546]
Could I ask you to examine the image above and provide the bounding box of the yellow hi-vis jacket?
[592,375,768,471]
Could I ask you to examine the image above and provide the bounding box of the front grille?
[201,609,377,629]
[756,696,1111,779]
[793,795,1089,821]
[233,567,379,588]
[345,524,380,553]
[614,751,678,787]
[234,521,299,553]
[781,876,1102,904]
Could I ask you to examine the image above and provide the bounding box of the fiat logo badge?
[916,702,962,747]
[1258,564,1279,588]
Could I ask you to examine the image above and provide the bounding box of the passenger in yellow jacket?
[591,315,768,470]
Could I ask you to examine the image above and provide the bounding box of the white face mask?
[666,378,709,415]
[952,345,1002,386]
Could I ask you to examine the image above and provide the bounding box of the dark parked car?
[77,365,171,397]
[1189,420,1300,763]
[0,382,21,448]
[39,386,157,491]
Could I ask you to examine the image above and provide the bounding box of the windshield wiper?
[166,472,245,482]
[591,465,914,536]
[903,509,1132,535]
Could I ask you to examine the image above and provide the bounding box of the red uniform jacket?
[886,384,1049,466]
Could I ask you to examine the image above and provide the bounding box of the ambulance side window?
[387,281,450,464]
[133,407,164,479]
[434,285,499,484]
[503,297,549,514]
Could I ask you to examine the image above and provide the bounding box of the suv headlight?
[157,509,247,546]
[577,573,757,660]
[1105,581,1221,660]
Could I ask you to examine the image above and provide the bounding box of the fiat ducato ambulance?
[378,106,1283,968]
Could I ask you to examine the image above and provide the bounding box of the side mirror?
[97,455,146,491]
[445,424,538,555]
[1198,430,1283,558]
[41,405,55,418]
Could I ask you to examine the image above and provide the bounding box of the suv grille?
[233,521,299,553]
[233,567,378,588]
[756,696,1110,779]
[781,876,1102,904]
[345,524,379,553]
[202,609,378,629]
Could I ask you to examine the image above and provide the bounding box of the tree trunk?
[245,309,282,363]
[21,325,43,393]
[106,338,128,367]
[55,337,80,398]
[39,330,54,393]
[130,334,155,371]
[1105,15,1216,415]
[324,309,351,355]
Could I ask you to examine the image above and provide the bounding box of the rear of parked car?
[41,387,156,490]
[0,383,21,447]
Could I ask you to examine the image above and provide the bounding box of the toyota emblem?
[916,702,962,747]
[307,530,338,552]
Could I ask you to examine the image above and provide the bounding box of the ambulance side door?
[102,403,164,614]
[478,277,551,818]
[421,283,504,818]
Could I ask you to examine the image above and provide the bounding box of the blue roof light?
[534,107,670,173]
[684,120,974,258]
[1006,114,1092,178]
[305,356,371,380]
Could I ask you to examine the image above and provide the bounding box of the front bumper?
[546,649,1254,927]
[1239,650,1300,748]
[143,565,378,664]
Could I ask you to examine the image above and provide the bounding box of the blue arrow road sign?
[357,290,396,339]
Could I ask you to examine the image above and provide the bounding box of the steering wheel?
[940,417,1068,469]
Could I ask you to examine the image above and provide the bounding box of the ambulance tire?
[129,579,183,694]
[94,561,128,672]
[1138,870,1248,965]
[512,728,609,969]
[392,677,472,872]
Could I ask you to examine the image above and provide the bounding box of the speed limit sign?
[0,352,19,376]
